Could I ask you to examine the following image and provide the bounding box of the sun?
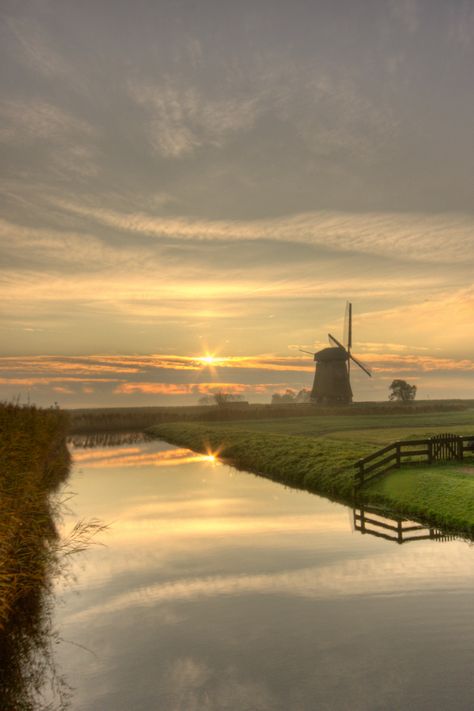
[199,355,217,364]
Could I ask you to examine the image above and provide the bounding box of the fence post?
[360,506,366,533]
[395,442,401,468]
[458,435,463,461]
[428,439,432,465]
[358,461,364,488]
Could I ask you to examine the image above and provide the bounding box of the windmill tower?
[301,303,371,405]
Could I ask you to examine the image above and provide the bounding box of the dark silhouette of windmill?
[300,303,371,404]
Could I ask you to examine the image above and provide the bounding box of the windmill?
[300,302,371,405]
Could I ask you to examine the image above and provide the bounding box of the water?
[53,436,474,710]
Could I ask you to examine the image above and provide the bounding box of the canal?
[52,435,474,710]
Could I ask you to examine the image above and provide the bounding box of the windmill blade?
[298,348,315,356]
[343,302,352,351]
[328,333,347,351]
[350,353,372,377]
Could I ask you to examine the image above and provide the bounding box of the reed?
[0,403,70,632]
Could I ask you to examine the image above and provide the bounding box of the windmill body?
[303,303,371,405]
[311,346,353,404]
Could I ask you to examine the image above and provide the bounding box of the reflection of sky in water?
[55,439,474,711]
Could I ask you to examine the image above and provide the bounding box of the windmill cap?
[314,346,347,362]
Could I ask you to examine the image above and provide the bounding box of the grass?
[365,464,474,533]
[149,407,474,536]
[207,408,474,440]
[0,403,111,709]
[149,422,374,499]
[0,403,70,632]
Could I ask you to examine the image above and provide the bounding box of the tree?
[295,388,311,403]
[389,379,417,402]
[198,391,244,406]
[271,389,296,404]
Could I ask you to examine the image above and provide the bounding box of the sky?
[1,0,474,407]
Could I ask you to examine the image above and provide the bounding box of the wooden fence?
[355,433,474,488]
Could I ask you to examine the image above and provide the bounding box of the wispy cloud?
[51,200,474,264]
[0,376,121,386]
[0,99,94,143]
[7,17,74,79]
[114,382,252,396]
[130,82,260,157]
[389,0,419,34]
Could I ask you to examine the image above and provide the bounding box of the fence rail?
[355,433,474,488]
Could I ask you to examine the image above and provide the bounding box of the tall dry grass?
[0,403,71,631]
[0,403,109,709]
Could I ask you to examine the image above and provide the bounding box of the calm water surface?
[54,437,474,710]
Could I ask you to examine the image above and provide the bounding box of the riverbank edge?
[148,422,474,537]
[0,404,71,633]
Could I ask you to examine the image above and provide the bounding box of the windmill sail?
[343,301,352,351]
[349,353,372,377]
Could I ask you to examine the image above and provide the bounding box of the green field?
[149,407,474,536]
[199,409,474,441]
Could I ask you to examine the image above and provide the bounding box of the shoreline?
[148,421,474,537]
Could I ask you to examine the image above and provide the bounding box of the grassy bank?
[149,422,374,499]
[363,464,474,533]
[149,415,474,536]
[0,403,70,632]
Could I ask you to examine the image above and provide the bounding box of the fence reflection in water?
[353,505,457,544]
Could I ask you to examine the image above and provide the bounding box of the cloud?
[0,99,94,144]
[356,286,474,352]
[0,376,121,386]
[130,82,260,157]
[0,355,140,375]
[114,382,252,396]
[364,353,474,374]
[2,351,474,395]
[52,385,74,394]
[7,17,74,79]
[389,0,419,34]
[70,548,474,622]
[52,200,474,264]
[449,3,474,48]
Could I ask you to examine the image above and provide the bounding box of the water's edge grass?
[0,403,71,709]
[149,421,474,537]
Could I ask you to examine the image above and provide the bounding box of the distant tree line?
[271,388,310,404]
